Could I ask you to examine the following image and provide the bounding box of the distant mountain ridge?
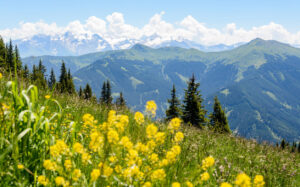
[15,32,243,57]
[22,38,300,143]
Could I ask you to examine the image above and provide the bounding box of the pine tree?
[100,81,107,104]
[83,84,92,100]
[298,142,300,153]
[38,59,46,75]
[166,84,181,121]
[116,92,126,107]
[31,65,37,81]
[291,142,296,153]
[281,139,286,149]
[59,61,68,93]
[23,64,29,79]
[105,80,113,105]
[66,69,75,94]
[209,96,231,133]
[6,40,14,71]
[78,86,83,98]
[14,45,22,71]
[48,68,56,89]
[0,36,6,68]
[182,74,206,128]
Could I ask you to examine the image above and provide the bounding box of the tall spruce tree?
[100,81,107,103]
[116,92,126,107]
[6,40,14,71]
[209,96,231,133]
[67,69,75,94]
[14,45,22,71]
[48,68,56,89]
[166,84,181,121]
[59,61,68,93]
[78,86,83,98]
[83,84,92,100]
[0,36,6,68]
[23,64,29,79]
[105,80,113,105]
[182,74,206,127]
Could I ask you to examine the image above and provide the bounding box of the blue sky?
[1,0,299,31]
[1,0,300,46]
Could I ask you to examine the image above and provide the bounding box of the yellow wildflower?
[55,176,65,186]
[174,131,184,143]
[118,114,129,126]
[72,169,82,181]
[64,160,72,171]
[186,181,194,187]
[82,152,91,164]
[220,182,233,187]
[168,117,181,132]
[151,169,166,181]
[89,131,104,152]
[119,136,133,150]
[146,123,158,138]
[200,172,210,181]
[0,72,2,79]
[202,156,215,170]
[45,95,50,99]
[149,153,159,163]
[73,142,84,154]
[115,165,122,173]
[154,132,165,144]
[38,175,49,186]
[145,100,157,117]
[143,182,152,187]
[235,173,251,187]
[103,165,113,177]
[134,111,144,125]
[43,160,56,171]
[17,164,24,170]
[107,130,119,144]
[254,175,265,187]
[91,169,101,181]
[108,156,117,163]
[172,182,181,187]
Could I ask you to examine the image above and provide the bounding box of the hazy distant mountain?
[22,38,300,143]
[15,32,242,57]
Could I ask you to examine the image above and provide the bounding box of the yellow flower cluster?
[168,117,181,133]
[145,100,157,117]
[220,173,265,187]
[201,156,215,170]
[134,111,144,125]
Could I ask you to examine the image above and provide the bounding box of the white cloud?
[1,12,300,47]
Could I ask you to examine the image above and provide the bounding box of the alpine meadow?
[1,0,300,186]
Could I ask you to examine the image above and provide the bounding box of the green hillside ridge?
[22,38,300,143]
[0,74,299,186]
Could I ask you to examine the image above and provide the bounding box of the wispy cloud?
[1,12,300,46]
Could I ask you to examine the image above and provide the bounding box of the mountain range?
[22,38,300,143]
[14,32,242,57]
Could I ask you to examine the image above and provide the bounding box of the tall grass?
[0,74,299,186]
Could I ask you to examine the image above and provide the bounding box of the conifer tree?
[281,139,286,149]
[23,64,29,79]
[48,68,56,89]
[59,61,68,93]
[209,96,231,133]
[182,74,206,128]
[78,86,83,98]
[291,142,296,153]
[298,142,300,153]
[100,81,107,104]
[166,84,181,121]
[14,45,22,71]
[6,40,14,71]
[105,80,113,105]
[83,83,92,100]
[116,92,126,107]
[38,59,46,75]
[0,36,6,68]
[66,69,75,94]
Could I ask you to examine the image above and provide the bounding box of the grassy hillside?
[0,73,299,186]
